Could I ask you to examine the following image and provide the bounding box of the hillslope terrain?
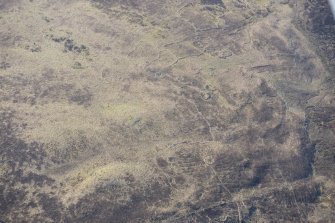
[0,0,335,222]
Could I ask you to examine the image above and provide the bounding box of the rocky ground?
[0,0,335,222]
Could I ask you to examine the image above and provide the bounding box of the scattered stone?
[25,43,41,52]
[72,62,83,69]
[0,61,10,69]
[279,0,289,4]
[201,0,224,7]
